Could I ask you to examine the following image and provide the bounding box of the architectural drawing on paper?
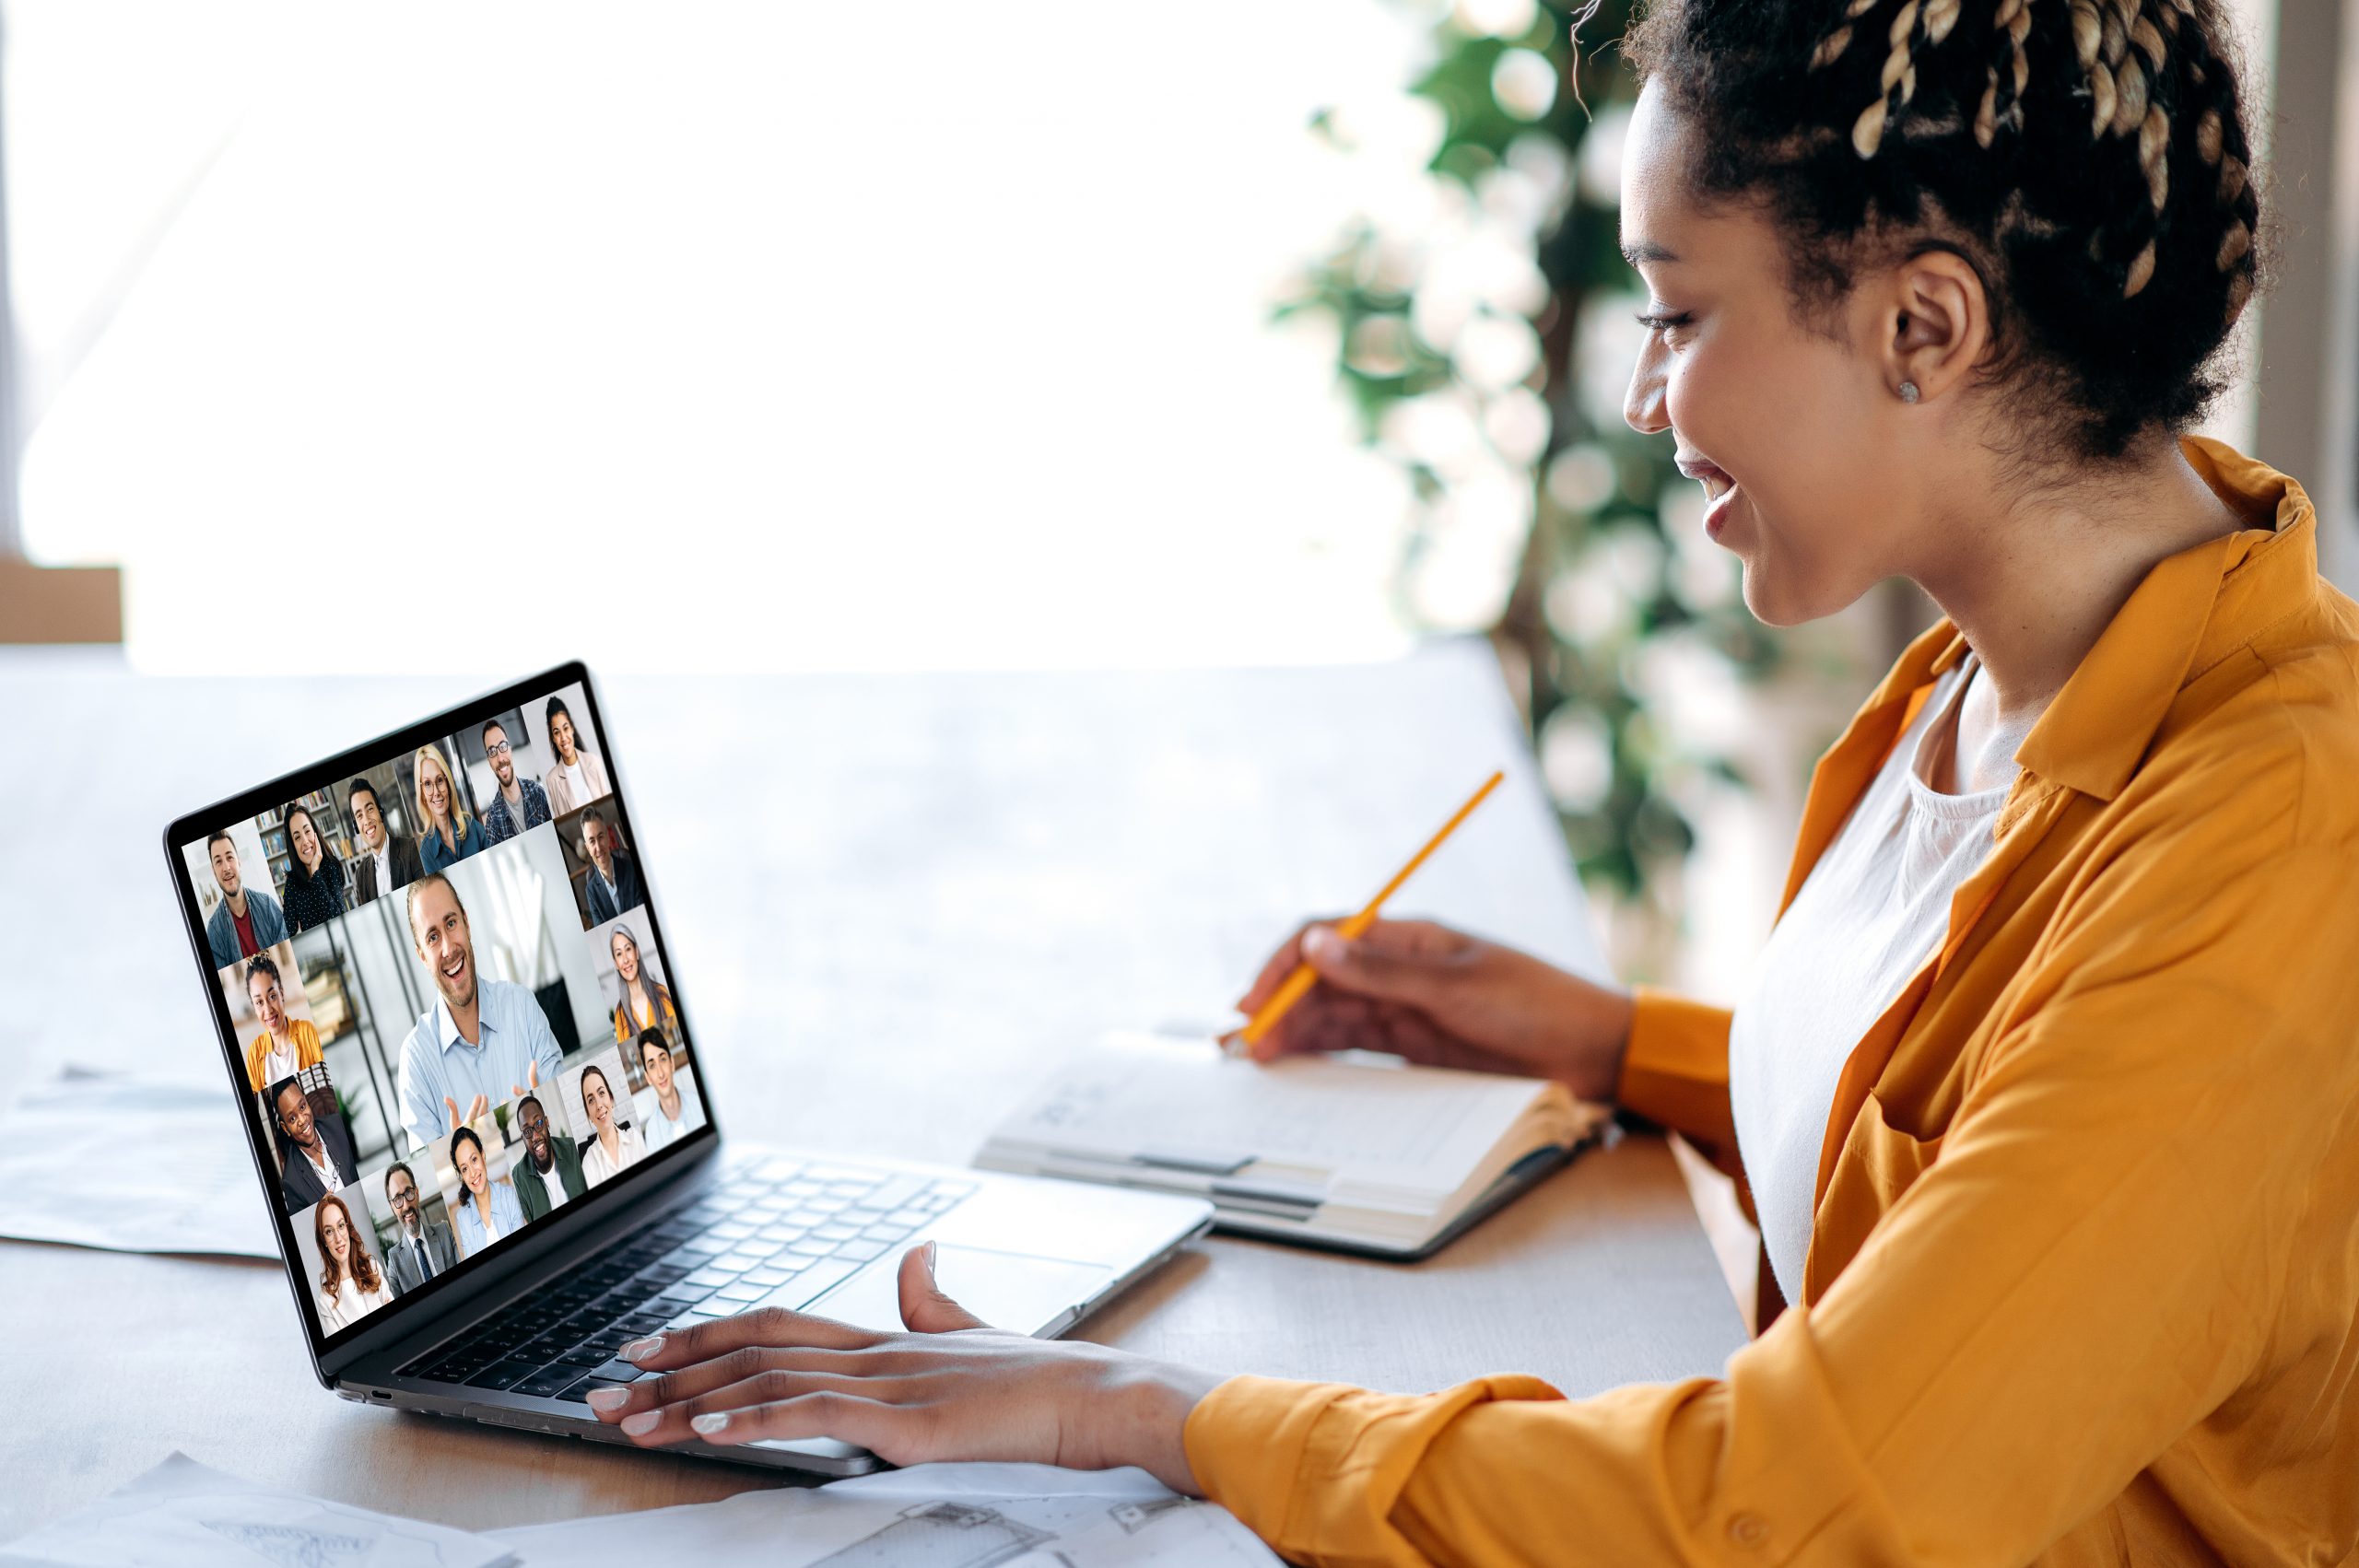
[198,1518,375,1568]
[1108,1496,1193,1535]
[807,1499,1056,1568]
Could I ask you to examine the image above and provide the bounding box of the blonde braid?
[1975,0,2035,147]
[1810,0,1885,71]
[1850,0,1931,157]
[2160,39,2255,322]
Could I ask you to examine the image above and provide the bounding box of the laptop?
[164,661,1212,1475]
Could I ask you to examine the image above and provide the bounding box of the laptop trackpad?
[811,1246,1111,1338]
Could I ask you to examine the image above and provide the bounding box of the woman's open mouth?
[1677,453,1739,542]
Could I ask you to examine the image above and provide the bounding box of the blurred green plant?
[1277,0,1786,908]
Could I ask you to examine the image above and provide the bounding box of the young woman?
[277,803,347,934]
[412,744,486,875]
[607,925,678,1049]
[313,1192,393,1332]
[241,953,323,1093]
[587,1,2359,1560]
[576,1063,644,1187]
[542,696,611,816]
[447,1122,524,1259]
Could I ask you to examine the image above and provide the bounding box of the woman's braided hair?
[1623,0,2263,461]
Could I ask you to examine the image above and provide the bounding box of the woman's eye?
[1635,308,1693,335]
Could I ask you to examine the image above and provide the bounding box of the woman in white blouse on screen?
[314,1192,393,1332]
[577,1064,643,1186]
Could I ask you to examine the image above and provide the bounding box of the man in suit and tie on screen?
[381,1161,459,1295]
[581,811,644,924]
[346,778,425,907]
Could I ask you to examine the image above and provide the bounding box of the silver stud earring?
[1899,380,1920,404]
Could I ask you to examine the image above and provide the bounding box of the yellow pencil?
[1226,769,1507,1055]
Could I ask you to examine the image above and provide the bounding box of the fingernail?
[923,1240,938,1279]
[619,1335,664,1363]
[691,1412,732,1435]
[1304,928,1342,962]
[621,1410,662,1436]
[585,1387,630,1412]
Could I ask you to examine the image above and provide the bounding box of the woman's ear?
[1883,247,1988,404]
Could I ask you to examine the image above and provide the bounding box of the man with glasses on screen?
[394,873,564,1152]
[381,1162,458,1296]
[510,1094,589,1221]
[477,719,552,847]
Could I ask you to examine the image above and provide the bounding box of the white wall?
[15,2,1429,676]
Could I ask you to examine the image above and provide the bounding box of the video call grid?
[180,683,711,1341]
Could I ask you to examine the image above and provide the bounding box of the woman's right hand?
[1231,917,1634,1104]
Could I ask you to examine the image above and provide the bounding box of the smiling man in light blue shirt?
[396,873,565,1153]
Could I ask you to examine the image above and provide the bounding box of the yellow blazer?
[1183,436,2359,1565]
[244,1018,323,1094]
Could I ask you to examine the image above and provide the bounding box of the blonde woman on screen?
[314,1192,393,1332]
[413,744,486,876]
[577,1064,643,1187]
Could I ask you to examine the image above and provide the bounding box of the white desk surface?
[0,645,1744,1538]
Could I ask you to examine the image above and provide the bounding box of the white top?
[581,1123,646,1187]
[318,1272,394,1332]
[546,753,611,814]
[534,1153,571,1211]
[257,1042,299,1088]
[297,1139,343,1193]
[1729,655,2040,1305]
[634,1071,703,1153]
[370,841,393,895]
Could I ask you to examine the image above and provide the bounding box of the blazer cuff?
[1182,1374,1563,1563]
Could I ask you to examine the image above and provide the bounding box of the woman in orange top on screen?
[241,953,322,1093]
[607,924,678,1050]
[586,1,2359,1560]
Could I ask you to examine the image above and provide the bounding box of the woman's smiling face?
[1619,81,1927,627]
[584,1071,615,1129]
[457,1137,487,1196]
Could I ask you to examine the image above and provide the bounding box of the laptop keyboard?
[395,1154,975,1404]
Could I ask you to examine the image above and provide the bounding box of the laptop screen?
[170,666,716,1350]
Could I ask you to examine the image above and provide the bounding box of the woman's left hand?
[584,1245,1223,1494]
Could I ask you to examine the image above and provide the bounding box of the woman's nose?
[1625,345,1670,435]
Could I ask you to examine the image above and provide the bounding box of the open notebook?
[974,1032,1612,1258]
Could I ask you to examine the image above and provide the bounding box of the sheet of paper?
[491,1461,1280,1568]
[0,1453,514,1568]
[0,1071,277,1259]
